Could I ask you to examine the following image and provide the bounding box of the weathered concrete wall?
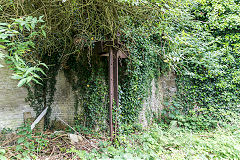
[139,72,177,127]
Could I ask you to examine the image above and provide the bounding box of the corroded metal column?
[94,40,127,141]
[113,49,119,136]
[109,47,114,140]
[109,47,119,140]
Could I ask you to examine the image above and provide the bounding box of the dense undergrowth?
[1,122,240,160]
[83,124,240,160]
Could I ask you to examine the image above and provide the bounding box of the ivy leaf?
[16,145,23,151]
[25,24,31,31]
[17,137,25,144]
[42,30,46,38]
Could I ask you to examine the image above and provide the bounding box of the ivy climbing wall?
[139,72,177,127]
[0,61,176,130]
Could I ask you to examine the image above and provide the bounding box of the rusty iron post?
[109,47,119,141]
[76,40,128,141]
[94,41,127,141]
[113,48,119,136]
[109,47,114,141]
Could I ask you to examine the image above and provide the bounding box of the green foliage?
[15,124,35,159]
[160,102,219,130]
[13,123,49,159]
[0,15,56,127]
[0,14,56,127]
[119,20,166,124]
[26,55,60,126]
[64,54,109,129]
[67,124,240,160]
[0,16,47,87]
[56,0,173,131]
[156,0,240,129]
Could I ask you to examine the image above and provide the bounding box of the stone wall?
[50,71,75,125]
[0,60,34,130]
[0,61,76,130]
[0,59,176,130]
[139,72,177,127]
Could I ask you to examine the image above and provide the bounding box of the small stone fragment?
[69,134,83,143]
[77,135,83,142]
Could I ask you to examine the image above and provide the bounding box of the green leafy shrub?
[13,124,49,159]
[0,16,47,87]
[67,123,240,160]
[155,0,240,129]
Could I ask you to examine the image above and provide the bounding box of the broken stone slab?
[68,134,83,144]
[23,112,44,132]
